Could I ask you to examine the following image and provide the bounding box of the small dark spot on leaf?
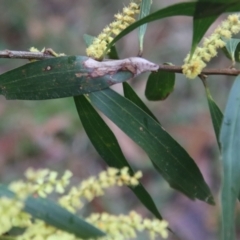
[224,119,231,126]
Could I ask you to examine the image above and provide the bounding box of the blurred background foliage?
[0,0,238,239]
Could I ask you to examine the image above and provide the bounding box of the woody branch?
[0,50,239,77]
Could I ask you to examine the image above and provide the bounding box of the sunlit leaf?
[220,75,240,240]
[0,185,105,239]
[145,70,175,101]
[88,88,214,205]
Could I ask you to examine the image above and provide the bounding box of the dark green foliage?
[145,71,175,101]
[88,89,214,204]
[74,95,162,219]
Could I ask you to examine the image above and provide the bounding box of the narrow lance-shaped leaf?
[0,56,158,100]
[190,1,234,56]
[74,95,162,219]
[202,80,223,149]
[107,1,240,51]
[138,0,152,54]
[220,75,240,240]
[123,82,159,123]
[80,34,163,219]
[0,185,105,239]
[145,70,175,101]
[88,88,214,205]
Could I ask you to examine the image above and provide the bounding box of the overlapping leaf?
[88,88,214,204]
[203,81,223,149]
[79,35,163,219]
[107,1,240,52]
[220,76,240,240]
[0,56,133,100]
[123,82,159,122]
[190,1,237,56]
[74,95,162,219]
[138,0,152,54]
[0,185,104,239]
[145,70,175,101]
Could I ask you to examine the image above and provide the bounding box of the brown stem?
[0,50,240,76]
[158,64,240,76]
[0,50,54,60]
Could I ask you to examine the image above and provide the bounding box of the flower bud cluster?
[0,167,169,240]
[86,1,141,60]
[0,197,23,236]
[87,211,168,239]
[182,14,240,79]
[59,167,142,213]
[10,168,73,198]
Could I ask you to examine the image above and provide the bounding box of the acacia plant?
[1,0,240,239]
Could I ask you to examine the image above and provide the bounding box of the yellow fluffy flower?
[182,14,240,79]
[59,167,142,212]
[86,0,141,59]
[0,167,169,240]
[87,211,168,239]
[0,197,30,234]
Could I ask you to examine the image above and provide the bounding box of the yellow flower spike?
[202,52,212,62]
[2,167,171,240]
[215,39,226,48]
[109,20,120,28]
[123,15,136,24]
[111,28,121,36]
[228,14,239,24]
[114,13,124,20]
[134,171,143,179]
[9,180,33,199]
[182,13,240,79]
[86,0,142,59]
[25,168,48,182]
[129,2,140,9]
[123,7,135,16]
[55,170,73,194]
[103,26,111,33]
[0,197,27,234]
[107,167,119,176]
[207,45,218,57]
[220,29,232,38]
[86,211,168,240]
[48,171,58,182]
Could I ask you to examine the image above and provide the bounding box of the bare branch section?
[0,50,240,76]
[158,64,240,76]
[0,50,54,60]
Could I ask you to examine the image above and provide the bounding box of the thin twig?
[0,50,54,60]
[158,64,240,76]
[0,50,240,76]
